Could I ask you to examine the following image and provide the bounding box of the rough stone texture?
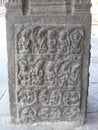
[5,0,92,126]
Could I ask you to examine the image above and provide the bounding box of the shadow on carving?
[22,0,29,15]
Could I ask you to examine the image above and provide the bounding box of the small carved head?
[38,28,47,39]
[72,31,82,42]
[48,29,57,39]
[59,30,67,40]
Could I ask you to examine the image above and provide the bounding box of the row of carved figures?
[19,106,80,123]
[17,27,83,55]
[18,88,80,107]
[17,55,81,87]
[18,88,80,122]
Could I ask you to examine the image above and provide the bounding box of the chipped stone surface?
[5,0,91,125]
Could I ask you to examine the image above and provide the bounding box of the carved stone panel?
[14,24,84,123]
[6,0,91,126]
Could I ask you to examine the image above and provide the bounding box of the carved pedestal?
[6,0,91,126]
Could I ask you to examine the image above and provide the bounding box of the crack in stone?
[0,88,7,100]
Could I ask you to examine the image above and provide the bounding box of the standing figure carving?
[18,28,31,54]
[58,30,69,54]
[47,29,57,53]
[38,28,47,53]
[18,59,31,86]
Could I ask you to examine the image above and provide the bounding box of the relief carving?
[38,108,60,119]
[58,30,70,54]
[20,107,36,123]
[63,91,80,107]
[47,29,57,53]
[15,24,84,122]
[38,89,61,107]
[17,57,31,86]
[62,107,80,120]
[18,28,31,54]
[70,29,83,62]
[17,87,36,106]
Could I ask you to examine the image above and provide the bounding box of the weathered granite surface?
[6,0,92,126]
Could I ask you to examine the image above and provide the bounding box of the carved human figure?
[25,89,35,104]
[32,28,39,53]
[39,90,49,105]
[69,92,80,106]
[58,30,69,54]
[70,107,80,120]
[47,29,57,53]
[62,107,71,118]
[45,61,55,86]
[54,54,64,75]
[18,88,35,106]
[18,62,31,86]
[38,28,47,53]
[38,108,49,119]
[57,61,70,87]
[38,108,60,119]
[18,29,31,54]
[48,108,60,119]
[70,30,83,61]
[18,88,26,107]
[63,91,80,107]
[70,63,81,86]
[49,91,61,106]
[20,107,36,123]
[39,90,61,106]
[27,55,34,66]
[30,58,45,85]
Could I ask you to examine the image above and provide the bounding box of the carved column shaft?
[6,0,92,126]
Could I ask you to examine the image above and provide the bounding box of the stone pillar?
[6,0,92,126]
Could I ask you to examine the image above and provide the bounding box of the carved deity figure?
[18,29,31,54]
[54,54,64,75]
[70,30,83,61]
[18,62,31,86]
[38,28,47,53]
[63,91,80,107]
[39,90,49,105]
[69,92,80,106]
[32,28,39,53]
[30,58,45,85]
[25,89,35,104]
[18,88,35,106]
[49,91,61,106]
[47,29,57,53]
[70,63,81,86]
[38,108,60,119]
[58,61,70,87]
[45,61,55,86]
[20,107,36,123]
[39,90,61,106]
[58,30,69,54]
[70,30,83,64]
